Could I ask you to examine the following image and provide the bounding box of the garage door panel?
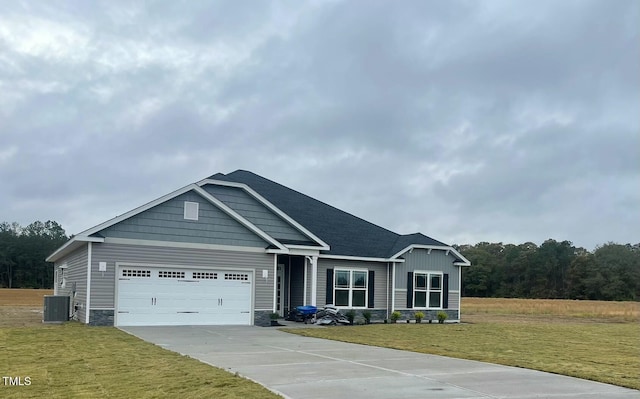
[116,265,253,326]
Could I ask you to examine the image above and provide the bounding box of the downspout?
[386,262,390,320]
[85,242,92,324]
[306,256,318,307]
[458,265,462,321]
[391,261,396,314]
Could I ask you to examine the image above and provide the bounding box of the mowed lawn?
[0,289,281,399]
[286,298,640,390]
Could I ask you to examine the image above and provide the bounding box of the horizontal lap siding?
[448,291,460,310]
[98,191,267,247]
[317,259,388,308]
[394,289,407,310]
[90,243,274,310]
[203,185,310,242]
[56,245,88,321]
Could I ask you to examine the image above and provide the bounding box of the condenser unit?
[43,295,70,323]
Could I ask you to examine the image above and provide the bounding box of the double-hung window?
[334,269,368,308]
[414,272,443,309]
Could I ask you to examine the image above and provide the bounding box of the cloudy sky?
[1,1,638,250]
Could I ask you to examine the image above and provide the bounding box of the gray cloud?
[0,0,637,250]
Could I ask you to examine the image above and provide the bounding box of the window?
[122,269,151,277]
[158,270,185,279]
[334,269,368,308]
[193,272,217,279]
[414,272,443,309]
[225,273,248,281]
[184,201,199,221]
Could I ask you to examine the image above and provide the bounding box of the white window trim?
[184,201,199,221]
[413,270,443,310]
[334,268,368,309]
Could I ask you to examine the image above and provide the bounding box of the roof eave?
[46,236,105,263]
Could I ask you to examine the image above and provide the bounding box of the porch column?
[310,256,318,307]
[272,254,278,313]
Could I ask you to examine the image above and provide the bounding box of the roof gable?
[96,190,271,248]
[210,170,403,258]
[200,183,318,246]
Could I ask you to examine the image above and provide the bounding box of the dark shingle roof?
[210,170,450,258]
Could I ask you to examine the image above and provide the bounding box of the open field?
[286,298,640,390]
[0,288,53,306]
[462,297,639,323]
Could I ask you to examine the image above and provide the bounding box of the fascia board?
[198,179,330,251]
[191,186,285,251]
[390,244,471,266]
[46,236,105,262]
[285,244,326,250]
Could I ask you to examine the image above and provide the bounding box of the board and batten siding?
[89,243,275,310]
[55,244,88,322]
[316,258,388,309]
[395,248,461,291]
[202,184,310,243]
[97,191,268,248]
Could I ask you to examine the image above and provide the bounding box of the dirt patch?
[0,289,54,327]
[0,306,45,327]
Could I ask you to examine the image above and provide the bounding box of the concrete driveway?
[121,326,640,399]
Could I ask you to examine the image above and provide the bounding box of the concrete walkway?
[121,325,640,399]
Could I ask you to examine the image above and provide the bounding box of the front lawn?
[0,323,280,399]
[284,320,639,390]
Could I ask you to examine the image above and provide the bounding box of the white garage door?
[116,265,252,326]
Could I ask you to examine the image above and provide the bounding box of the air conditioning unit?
[43,295,70,323]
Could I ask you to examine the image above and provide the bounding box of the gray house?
[47,170,470,326]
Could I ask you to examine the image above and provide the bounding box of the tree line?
[456,240,640,301]
[0,221,68,289]
[1,220,638,301]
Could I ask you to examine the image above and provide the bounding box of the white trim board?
[390,244,471,266]
[103,237,268,253]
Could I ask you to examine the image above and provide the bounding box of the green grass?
[284,322,640,390]
[0,323,281,399]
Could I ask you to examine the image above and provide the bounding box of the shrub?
[437,311,448,324]
[390,311,401,323]
[345,309,356,325]
[361,310,372,324]
[414,311,425,323]
[269,312,279,320]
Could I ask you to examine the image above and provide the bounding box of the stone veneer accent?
[391,309,459,323]
[254,310,273,327]
[89,310,115,326]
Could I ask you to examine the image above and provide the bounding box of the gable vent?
[184,201,199,221]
